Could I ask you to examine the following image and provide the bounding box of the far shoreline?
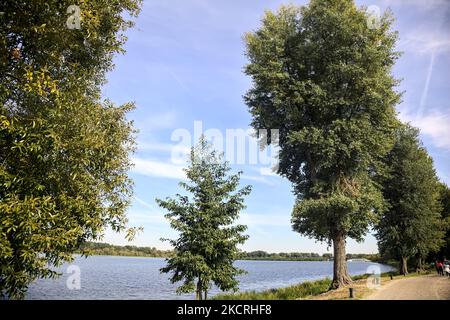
[74,253,382,263]
[76,242,383,263]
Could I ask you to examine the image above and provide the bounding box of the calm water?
[26,256,393,300]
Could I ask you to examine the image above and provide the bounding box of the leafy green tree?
[0,0,141,298]
[157,138,251,300]
[376,125,444,274]
[434,183,450,260]
[243,1,401,287]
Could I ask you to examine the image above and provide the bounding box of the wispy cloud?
[382,0,450,11]
[241,174,274,186]
[259,167,278,177]
[238,212,291,227]
[167,69,190,92]
[399,31,450,56]
[131,157,186,180]
[134,196,157,210]
[127,210,167,224]
[417,51,436,118]
[128,197,167,224]
[399,109,450,151]
[136,111,178,132]
[138,141,190,155]
[132,155,284,186]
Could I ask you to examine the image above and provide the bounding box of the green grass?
[214,278,333,300]
[213,271,407,300]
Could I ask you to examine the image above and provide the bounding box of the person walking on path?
[444,262,450,277]
[437,261,444,276]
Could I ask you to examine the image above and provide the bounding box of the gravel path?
[366,274,450,300]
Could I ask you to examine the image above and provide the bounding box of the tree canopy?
[157,137,251,300]
[244,0,401,287]
[376,124,444,274]
[0,0,141,299]
[436,183,450,260]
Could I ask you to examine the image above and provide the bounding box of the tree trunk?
[196,278,202,300]
[306,151,317,184]
[400,256,408,275]
[204,289,208,301]
[416,256,422,273]
[331,233,352,289]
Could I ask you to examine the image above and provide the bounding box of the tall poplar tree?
[244,0,401,288]
[436,183,450,260]
[376,125,444,274]
[157,138,251,300]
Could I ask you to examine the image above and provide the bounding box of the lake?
[26,256,394,299]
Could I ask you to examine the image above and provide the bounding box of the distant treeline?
[78,242,173,258]
[240,251,323,261]
[240,251,380,262]
[78,242,380,262]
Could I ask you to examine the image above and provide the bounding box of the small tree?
[157,137,251,300]
[376,125,444,274]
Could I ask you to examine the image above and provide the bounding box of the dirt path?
[366,274,450,300]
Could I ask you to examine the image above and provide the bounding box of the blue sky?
[101,0,450,254]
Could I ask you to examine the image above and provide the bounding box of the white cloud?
[241,174,274,186]
[126,197,167,225]
[399,31,450,55]
[412,113,450,150]
[382,0,450,10]
[132,157,283,185]
[238,212,290,227]
[259,167,278,177]
[137,111,178,132]
[127,210,167,224]
[138,141,190,155]
[389,0,450,56]
[138,141,174,152]
[399,109,450,150]
[131,157,186,179]
[134,196,158,210]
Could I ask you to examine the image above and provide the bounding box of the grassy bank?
[215,278,333,300]
[213,271,433,300]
